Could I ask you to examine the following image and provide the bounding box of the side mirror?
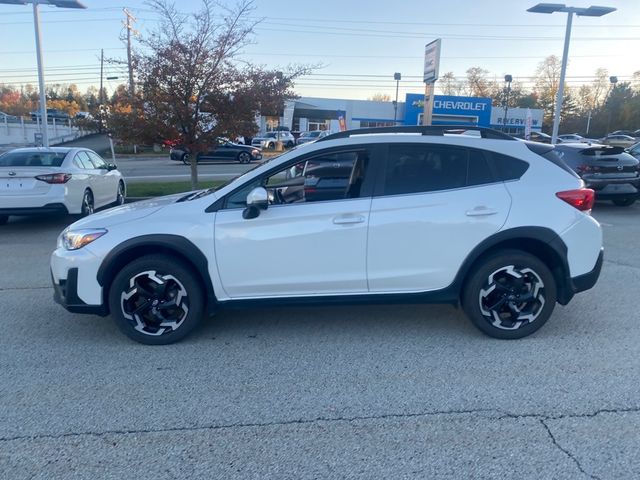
[107,163,117,171]
[243,186,268,219]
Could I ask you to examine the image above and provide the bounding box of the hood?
[67,192,187,229]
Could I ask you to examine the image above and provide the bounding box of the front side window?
[224,150,369,209]
[87,151,107,169]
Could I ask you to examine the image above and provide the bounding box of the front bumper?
[52,267,108,316]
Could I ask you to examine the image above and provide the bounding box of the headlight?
[252,149,260,156]
[58,228,107,250]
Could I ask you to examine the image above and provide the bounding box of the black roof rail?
[316,125,516,143]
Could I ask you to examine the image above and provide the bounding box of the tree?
[465,67,490,97]
[110,0,309,190]
[368,93,391,102]
[440,72,462,96]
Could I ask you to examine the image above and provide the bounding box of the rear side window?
[486,152,531,181]
[382,144,496,196]
[0,151,66,167]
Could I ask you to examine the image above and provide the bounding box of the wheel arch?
[96,235,217,315]
[453,227,573,305]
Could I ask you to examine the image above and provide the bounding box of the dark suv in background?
[554,143,640,206]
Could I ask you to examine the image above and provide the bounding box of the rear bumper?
[570,248,603,295]
[0,203,69,216]
[52,268,108,316]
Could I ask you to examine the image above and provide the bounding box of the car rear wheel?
[462,250,557,339]
[0,215,8,225]
[611,197,636,207]
[286,141,294,148]
[238,152,251,164]
[80,190,94,217]
[108,255,205,345]
[181,153,191,165]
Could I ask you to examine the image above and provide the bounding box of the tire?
[114,181,125,206]
[80,190,94,217]
[108,254,205,345]
[181,153,191,165]
[286,141,294,148]
[612,197,636,207]
[267,142,275,150]
[0,215,8,225]
[462,250,557,339]
[238,151,251,164]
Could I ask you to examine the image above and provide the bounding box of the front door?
[214,148,374,298]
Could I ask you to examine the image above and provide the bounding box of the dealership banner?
[404,93,492,127]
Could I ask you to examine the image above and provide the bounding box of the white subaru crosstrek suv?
[51,126,603,344]
[0,147,125,224]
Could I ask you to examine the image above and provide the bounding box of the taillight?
[556,188,595,211]
[35,173,71,184]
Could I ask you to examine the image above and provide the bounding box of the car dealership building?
[260,94,543,136]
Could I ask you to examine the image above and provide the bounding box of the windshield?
[0,151,67,167]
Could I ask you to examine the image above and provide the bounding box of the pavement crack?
[539,418,601,480]
[0,408,500,443]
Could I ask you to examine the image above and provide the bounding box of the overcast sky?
[0,0,638,100]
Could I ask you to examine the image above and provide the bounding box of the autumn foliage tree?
[109,0,309,190]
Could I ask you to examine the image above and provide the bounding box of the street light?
[0,0,87,147]
[606,75,618,134]
[393,72,401,124]
[502,74,513,132]
[527,3,616,144]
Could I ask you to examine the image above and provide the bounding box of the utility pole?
[123,8,137,96]
[99,48,104,132]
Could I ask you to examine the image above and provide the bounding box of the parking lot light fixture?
[527,3,616,144]
[0,0,87,148]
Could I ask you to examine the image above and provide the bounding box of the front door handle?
[466,206,498,217]
[333,215,365,225]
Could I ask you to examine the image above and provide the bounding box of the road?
[114,155,266,183]
[1,204,639,479]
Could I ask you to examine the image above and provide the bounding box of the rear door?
[367,143,512,292]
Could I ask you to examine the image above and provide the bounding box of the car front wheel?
[238,152,251,164]
[462,250,557,339]
[108,255,205,345]
[115,182,125,206]
[181,153,191,165]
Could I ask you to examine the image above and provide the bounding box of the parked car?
[558,134,597,144]
[296,130,331,145]
[169,138,262,164]
[600,134,637,148]
[554,143,640,206]
[0,147,125,225]
[514,131,556,144]
[30,108,70,123]
[51,125,603,344]
[627,142,640,160]
[251,131,296,149]
[632,130,640,139]
[611,130,635,137]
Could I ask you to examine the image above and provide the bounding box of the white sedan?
[0,147,125,225]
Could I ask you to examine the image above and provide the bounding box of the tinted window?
[0,151,66,167]
[383,144,492,196]
[487,152,531,181]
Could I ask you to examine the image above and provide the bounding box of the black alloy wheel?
[181,153,191,165]
[238,151,251,164]
[81,190,94,216]
[462,250,557,339]
[109,255,205,344]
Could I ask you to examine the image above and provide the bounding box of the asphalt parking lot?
[1,203,639,479]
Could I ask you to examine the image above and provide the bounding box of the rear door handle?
[333,214,365,225]
[466,207,498,217]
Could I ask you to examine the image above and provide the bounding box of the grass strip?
[126,180,225,198]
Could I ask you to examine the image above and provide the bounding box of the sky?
[0,0,638,101]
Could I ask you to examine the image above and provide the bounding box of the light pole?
[502,74,512,132]
[0,0,87,147]
[606,75,618,134]
[527,3,615,144]
[393,72,401,124]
